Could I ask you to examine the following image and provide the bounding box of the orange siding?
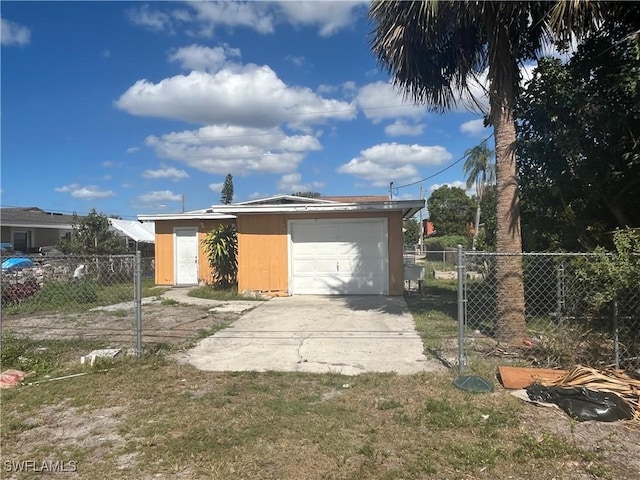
[153,219,234,285]
[236,211,405,295]
[236,214,288,293]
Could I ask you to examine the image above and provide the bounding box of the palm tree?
[463,143,495,251]
[369,0,603,343]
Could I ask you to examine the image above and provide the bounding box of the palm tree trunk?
[487,17,526,344]
[472,203,481,251]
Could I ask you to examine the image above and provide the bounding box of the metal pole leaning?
[135,251,143,359]
[613,300,619,369]
[457,245,466,373]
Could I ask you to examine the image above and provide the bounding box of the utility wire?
[394,133,494,190]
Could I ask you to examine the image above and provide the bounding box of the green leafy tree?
[463,143,495,251]
[403,218,420,247]
[221,173,234,205]
[203,175,239,287]
[57,209,126,255]
[427,186,474,237]
[369,0,611,342]
[517,23,640,251]
[478,185,497,251]
[202,224,238,289]
[573,229,640,313]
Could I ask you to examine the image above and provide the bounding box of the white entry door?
[174,228,198,285]
[289,218,388,295]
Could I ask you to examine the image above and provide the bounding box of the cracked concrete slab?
[180,295,445,375]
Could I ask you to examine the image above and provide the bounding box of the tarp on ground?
[109,219,155,243]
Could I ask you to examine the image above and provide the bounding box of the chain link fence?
[460,249,640,371]
[1,253,149,357]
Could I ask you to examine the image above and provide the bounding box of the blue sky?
[1,1,497,220]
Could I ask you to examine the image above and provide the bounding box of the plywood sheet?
[498,366,569,389]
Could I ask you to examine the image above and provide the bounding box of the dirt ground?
[3,297,640,479]
[518,402,640,479]
[1,301,238,347]
[3,372,640,480]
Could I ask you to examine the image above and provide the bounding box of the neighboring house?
[139,194,424,296]
[0,207,76,253]
[422,219,436,238]
[0,207,157,255]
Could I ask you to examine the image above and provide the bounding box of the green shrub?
[424,234,471,251]
[202,224,238,288]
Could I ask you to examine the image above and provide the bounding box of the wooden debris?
[498,366,569,389]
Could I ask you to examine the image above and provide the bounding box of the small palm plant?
[202,224,237,289]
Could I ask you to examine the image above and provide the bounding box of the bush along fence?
[1,252,151,359]
[456,246,640,372]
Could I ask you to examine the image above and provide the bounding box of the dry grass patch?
[3,358,639,479]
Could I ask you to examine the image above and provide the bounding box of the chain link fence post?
[457,244,466,373]
[134,251,143,359]
[613,300,619,369]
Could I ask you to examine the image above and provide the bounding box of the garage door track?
[179,296,445,375]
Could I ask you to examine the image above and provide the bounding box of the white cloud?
[277,1,367,37]
[338,143,451,187]
[102,49,111,59]
[385,120,424,137]
[317,84,337,94]
[460,119,487,137]
[142,165,189,181]
[126,147,139,154]
[127,4,173,32]
[317,81,357,99]
[355,81,427,123]
[285,54,305,67]
[453,64,538,114]
[1,18,31,46]
[145,125,322,175]
[55,184,115,199]
[186,1,275,34]
[429,181,474,198]
[208,182,224,192]
[277,173,324,193]
[128,2,366,39]
[137,190,183,203]
[168,44,240,72]
[116,64,356,131]
[248,191,268,200]
[430,181,467,192]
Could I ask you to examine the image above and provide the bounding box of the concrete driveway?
[180,296,445,375]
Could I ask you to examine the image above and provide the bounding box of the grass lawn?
[1,279,164,316]
[187,285,263,301]
[1,282,637,479]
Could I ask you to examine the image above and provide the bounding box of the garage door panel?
[290,219,388,295]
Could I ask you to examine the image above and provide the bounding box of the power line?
[394,134,494,190]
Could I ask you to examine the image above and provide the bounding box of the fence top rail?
[463,251,616,257]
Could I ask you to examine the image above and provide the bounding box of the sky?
[1,1,505,220]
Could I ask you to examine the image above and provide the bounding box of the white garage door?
[289,218,388,295]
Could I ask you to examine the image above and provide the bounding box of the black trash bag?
[525,384,634,422]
